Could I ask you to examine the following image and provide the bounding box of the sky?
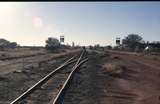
[0,2,160,46]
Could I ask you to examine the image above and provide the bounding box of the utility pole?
[72,42,75,47]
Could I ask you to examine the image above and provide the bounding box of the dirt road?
[108,52,160,104]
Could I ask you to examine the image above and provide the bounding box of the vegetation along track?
[9,49,88,104]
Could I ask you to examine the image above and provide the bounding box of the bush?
[103,63,126,76]
[45,37,60,52]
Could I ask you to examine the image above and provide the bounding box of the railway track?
[9,49,88,104]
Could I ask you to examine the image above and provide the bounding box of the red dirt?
[62,50,160,104]
[106,52,160,104]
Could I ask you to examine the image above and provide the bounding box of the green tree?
[106,45,112,50]
[122,34,143,51]
[9,42,17,48]
[0,38,11,50]
[45,37,60,51]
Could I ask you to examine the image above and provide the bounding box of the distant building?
[116,37,121,46]
[60,35,64,44]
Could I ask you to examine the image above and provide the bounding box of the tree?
[45,37,60,51]
[94,44,100,49]
[105,45,112,50]
[89,45,93,49]
[0,38,11,50]
[122,34,143,51]
[9,42,17,48]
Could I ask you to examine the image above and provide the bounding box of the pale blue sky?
[0,2,160,46]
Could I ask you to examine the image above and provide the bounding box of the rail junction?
[10,49,88,104]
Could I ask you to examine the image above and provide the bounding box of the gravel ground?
[0,50,81,104]
[63,51,110,104]
[2,49,159,104]
[62,49,160,104]
[0,49,80,75]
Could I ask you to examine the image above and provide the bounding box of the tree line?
[0,34,159,53]
[0,39,18,50]
[114,34,160,52]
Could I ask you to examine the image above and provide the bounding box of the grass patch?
[103,63,126,76]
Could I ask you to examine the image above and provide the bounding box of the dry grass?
[103,63,126,75]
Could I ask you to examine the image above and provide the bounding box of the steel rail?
[52,51,88,104]
[10,55,77,104]
[52,58,88,104]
